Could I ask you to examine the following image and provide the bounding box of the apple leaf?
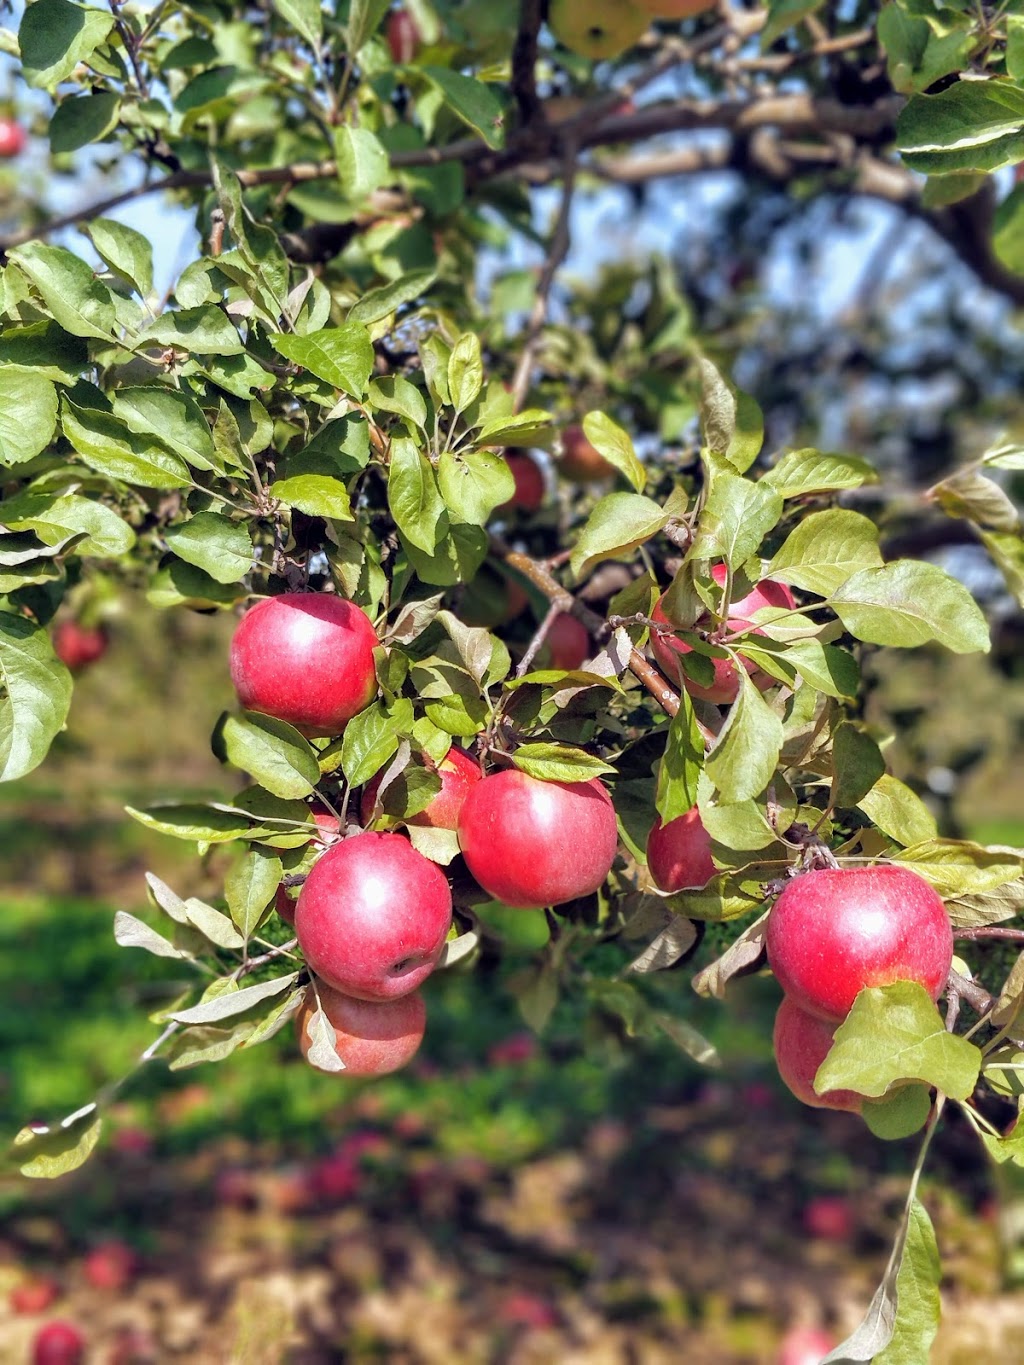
[0,611,73,782]
[890,838,1024,897]
[113,910,196,960]
[761,448,877,498]
[815,982,981,1102]
[569,492,669,580]
[766,509,883,596]
[225,848,282,939]
[511,743,616,783]
[388,436,446,553]
[857,775,938,849]
[213,710,320,799]
[654,690,703,825]
[302,993,347,1073]
[13,1107,103,1179]
[170,972,300,1025]
[165,511,254,583]
[831,721,886,810]
[582,411,646,492]
[269,322,374,398]
[690,472,782,566]
[862,1085,933,1141]
[697,357,763,473]
[830,561,990,654]
[0,367,57,466]
[705,668,784,804]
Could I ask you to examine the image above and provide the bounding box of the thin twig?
[516,599,562,678]
[954,928,1024,941]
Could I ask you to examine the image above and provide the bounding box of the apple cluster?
[228,590,621,1079]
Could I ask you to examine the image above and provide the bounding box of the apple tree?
[5,0,1024,1357]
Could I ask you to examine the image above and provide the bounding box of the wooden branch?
[511,0,545,129]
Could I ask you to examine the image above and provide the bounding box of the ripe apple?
[549,0,649,59]
[802,1194,855,1242]
[650,563,796,703]
[296,980,426,1075]
[386,8,420,63]
[772,998,862,1114]
[230,591,379,737]
[0,116,26,158]
[457,769,618,908]
[497,1291,559,1329]
[83,1240,137,1291]
[31,1321,85,1365]
[557,425,616,483]
[276,801,341,924]
[361,746,481,830]
[765,864,954,1022]
[646,806,715,891]
[295,832,452,998]
[10,1276,60,1315]
[778,1326,835,1365]
[500,451,545,513]
[53,621,109,673]
[537,613,589,671]
[636,0,716,17]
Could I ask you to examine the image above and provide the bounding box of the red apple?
[83,1240,137,1291]
[488,1032,537,1066]
[53,621,109,673]
[500,452,545,512]
[802,1194,855,1242]
[457,769,618,908]
[10,1276,60,1315]
[766,865,953,1022]
[772,998,862,1113]
[361,746,481,830]
[297,980,426,1075]
[778,1325,836,1365]
[537,613,589,671]
[646,806,715,891]
[0,116,26,158]
[307,1150,360,1201]
[230,592,379,737]
[276,802,341,924]
[557,425,616,483]
[295,832,452,998]
[387,8,420,63]
[650,564,795,704]
[32,1322,86,1365]
[497,1291,559,1329]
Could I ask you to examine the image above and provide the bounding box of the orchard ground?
[4,606,1024,1359]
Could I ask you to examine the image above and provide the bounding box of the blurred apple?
[778,1325,835,1364]
[10,1275,61,1315]
[83,1240,138,1291]
[802,1194,855,1242]
[32,1321,86,1365]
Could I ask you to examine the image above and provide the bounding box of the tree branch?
[511,0,545,130]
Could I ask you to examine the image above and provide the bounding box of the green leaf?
[0,612,72,782]
[744,637,859,700]
[347,0,391,50]
[0,321,87,381]
[9,242,116,340]
[761,448,877,498]
[0,369,57,466]
[270,474,353,521]
[334,125,389,201]
[862,1085,933,1142]
[421,67,505,148]
[878,3,973,96]
[388,436,445,552]
[14,1109,103,1179]
[83,217,154,297]
[273,0,322,48]
[766,509,883,596]
[476,408,553,447]
[369,375,428,430]
[761,0,825,47]
[816,981,981,1101]
[401,521,488,586]
[655,691,703,824]
[126,802,259,844]
[704,669,784,804]
[348,269,437,326]
[581,411,645,492]
[570,493,669,580]
[269,323,374,398]
[447,332,483,414]
[830,561,990,654]
[897,81,1024,177]
[113,910,195,960]
[831,722,886,810]
[48,90,119,152]
[112,386,217,470]
[170,972,300,1025]
[341,698,412,786]
[62,397,193,489]
[890,838,1023,897]
[7,493,135,558]
[929,466,1020,532]
[225,848,282,940]
[165,512,253,583]
[979,529,1024,607]
[139,305,245,355]
[214,710,320,799]
[873,1201,942,1363]
[697,359,764,472]
[857,775,938,848]
[690,473,782,566]
[437,447,513,524]
[510,743,616,783]
[19,0,114,90]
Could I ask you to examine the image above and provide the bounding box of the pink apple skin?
[778,1326,836,1365]
[457,770,618,909]
[53,621,109,673]
[296,981,426,1075]
[646,807,715,891]
[230,592,378,737]
[500,452,545,512]
[31,1321,85,1365]
[802,1194,855,1242]
[539,614,590,671]
[772,998,862,1114]
[558,425,616,483]
[650,563,795,703]
[766,865,953,1022]
[361,746,481,830]
[295,833,452,999]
